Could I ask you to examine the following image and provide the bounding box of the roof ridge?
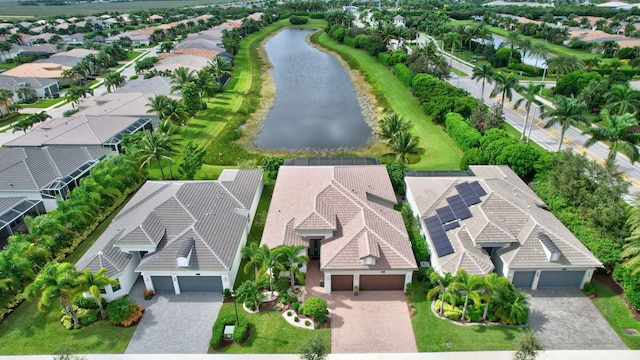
[192,228,229,271]
[217,177,245,209]
[15,148,39,188]
[114,183,171,221]
[40,146,63,177]
[322,216,364,268]
[138,223,155,245]
[97,251,122,272]
[425,181,457,217]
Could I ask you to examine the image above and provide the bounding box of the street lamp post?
[539,65,547,96]
[232,290,239,325]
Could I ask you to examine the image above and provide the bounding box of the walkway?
[305,261,417,354]
[124,278,223,354]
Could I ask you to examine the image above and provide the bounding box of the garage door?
[178,276,223,292]
[331,275,353,291]
[512,271,535,288]
[538,271,585,288]
[152,276,174,292]
[360,275,405,291]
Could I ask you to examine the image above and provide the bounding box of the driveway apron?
[526,288,626,350]
[125,278,223,354]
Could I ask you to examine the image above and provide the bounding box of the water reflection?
[256,28,371,149]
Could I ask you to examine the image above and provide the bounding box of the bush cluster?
[288,15,308,25]
[445,113,481,151]
[411,75,476,124]
[302,297,328,323]
[394,63,413,87]
[210,312,248,348]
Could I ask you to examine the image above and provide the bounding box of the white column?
[353,274,360,289]
[581,269,594,289]
[172,275,181,294]
[325,273,332,294]
[531,270,542,290]
[142,273,155,292]
[404,272,412,292]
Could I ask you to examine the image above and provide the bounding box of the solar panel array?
[422,181,488,258]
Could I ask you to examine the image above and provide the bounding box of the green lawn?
[19,98,62,109]
[0,113,26,132]
[211,303,330,354]
[590,278,640,349]
[411,279,521,352]
[315,32,463,170]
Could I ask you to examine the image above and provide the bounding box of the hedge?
[394,63,413,87]
[378,52,390,66]
[210,312,248,348]
[444,112,481,151]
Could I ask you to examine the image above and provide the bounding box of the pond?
[490,35,549,69]
[255,28,371,150]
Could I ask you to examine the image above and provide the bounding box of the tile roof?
[154,55,210,72]
[77,92,179,117]
[0,146,113,191]
[115,77,172,95]
[262,166,417,271]
[0,75,58,91]
[405,165,602,275]
[5,114,147,147]
[77,170,263,276]
[0,197,27,214]
[1,62,68,79]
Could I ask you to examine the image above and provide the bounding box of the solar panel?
[446,195,472,220]
[424,216,455,257]
[443,221,460,231]
[436,206,455,224]
[456,182,480,205]
[432,235,455,257]
[470,181,487,197]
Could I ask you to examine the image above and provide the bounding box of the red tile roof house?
[404,165,601,289]
[262,165,417,293]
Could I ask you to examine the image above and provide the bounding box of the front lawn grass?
[0,299,135,355]
[211,303,330,354]
[411,279,520,352]
[19,98,62,109]
[590,278,640,349]
[315,32,463,170]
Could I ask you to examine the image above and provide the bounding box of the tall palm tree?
[77,268,117,317]
[529,42,550,75]
[541,95,589,151]
[386,130,424,166]
[156,120,180,179]
[505,31,521,64]
[449,268,484,321]
[207,56,232,84]
[241,242,264,281]
[146,94,171,120]
[25,262,81,327]
[104,71,126,93]
[490,72,519,109]
[195,68,219,100]
[603,84,640,115]
[170,66,196,94]
[513,82,544,142]
[164,99,189,126]
[584,57,601,72]
[445,32,460,67]
[256,244,283,297]
[276,245,309,293]
[472,63,495,103]
[136,129,174,180]
[519,38,532,61]
[0,88,14,116]
[481,273,510,321]
[377,113,412,142]
[427,271,453,316]
[547,54,583,82]
[583,110,640,164]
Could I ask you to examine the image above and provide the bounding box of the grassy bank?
[591,278,640,349]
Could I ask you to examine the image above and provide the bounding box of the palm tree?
[16,87,36,103]
[241,242,264,281]
[449,269,484,321]
[0,88,14,116]
[104,71,126,93]
[377,113,412,142]
[623,197,640,275]
[256,244,283,297]
[513,82,544,142]
[164,99,189,126]
[196,68,219,100]
[584,57,601,72]
[519,38,532,61]
[426,272,453,316]
[386,130,424,166]
[505,31,521,64]
[160,41,173,53]
[490,72,519,109]
[598,40,620,56]
[583,110,640,164]
[156,120,179,179]
[25,262,81,327]
[603,84,640,115]
[472,63,495,103]
[276,245,309,293]
[170,67,196,94]
[146,94,170,120]
[235,280,265,311]
[0,249,35,294]
[77,268,117,317]
[481,273,510,321]
[136,129,174,180]
[541,95,589,151]
[547,54,583,82]
[445,32,460,67]
[529,42,550,75]
[207,56,232,84]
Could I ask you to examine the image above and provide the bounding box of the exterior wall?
[141,270,230,294]
[323,269,413,294]
[102,252,141,302]
[296,229,333,239]
[504,265,595,290]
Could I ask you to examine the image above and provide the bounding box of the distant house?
[115,76,172,95]
[0,146,114,211]
[16,44,58,57]
[4,114,153,153]
[262,164,417,293]
[0,197,46,250]
[393,15,405,27]
[1,63,70,85]
[76,169,264,300]
[24,33,55,46]
[149,14,164,23]
[61,33,85,46]
[106,31,150,47]
[77,92,180,118]
[0,75,59,100]
[35,49,99,68]
[404,165,602,289]
[597,1,640,10]
[154,54,210,72]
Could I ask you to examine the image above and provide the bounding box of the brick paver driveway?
[323,291,417,353]
[125,278,223,354]
[527,288,626,350]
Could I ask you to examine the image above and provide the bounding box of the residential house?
[393,15,405,27]
[76,169,264,300]
[16,44,58,57]
[77,92,180,117]
[154,54,210,72]
[4,114,153,153]
[0,146,114,211]
[36,49,99,68]
[404,165,602,289]
[115,76,172,95]
[0,197,46,250]
[1,63,70,85]
[106,31,150,47]
[61,33,86,46]
[0,75,59,100]
[262,164,417,293]
[149,14,164,23]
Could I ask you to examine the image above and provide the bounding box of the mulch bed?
[259,299,279,312]
[593,269,640,321]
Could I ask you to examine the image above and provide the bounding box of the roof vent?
[176,238,195,268]
[538,233,561,263]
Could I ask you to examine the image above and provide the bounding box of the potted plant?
[143,289,155,300]
[319,278,324,287]
[353,286,359,296]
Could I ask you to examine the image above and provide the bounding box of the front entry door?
[308,238,321,259]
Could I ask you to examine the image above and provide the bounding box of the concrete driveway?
[325,291,417,354]
[527,288,626,350]
[125,278,223,354]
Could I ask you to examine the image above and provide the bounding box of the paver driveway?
[125,278,223,354]
[527,288,626,350]
[324,290,417,353]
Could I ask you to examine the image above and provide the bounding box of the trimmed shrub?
[389,49,407,66]
[460,148,489,169]
[292,301,300,311]
[305,319,311,326]
[411,73,439,101]
[496,143,540,177]
[289,15,308,25]
[378,52,390,66]
[302,297,328,323]
[63,108,79,117]
[556,70,602,97]
[445,112,481,151]
[394,63,413,87]
[106,295,137,325]
[294,316,300,322]
[80,308,100,325]
[582,282,596,296]
[73,296,101,310]
[210,312,248,348]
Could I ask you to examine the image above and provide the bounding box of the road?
[416,34,640,201]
